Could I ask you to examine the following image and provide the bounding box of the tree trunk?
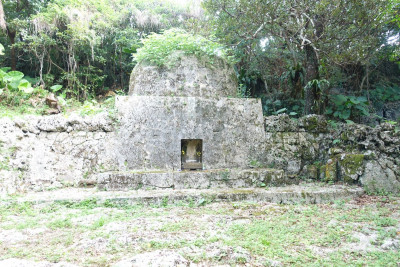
[291,66,303,99]
[8,30,16,70]
[0,0,6,31]
[304,44,320,115]
[1,0,18,70]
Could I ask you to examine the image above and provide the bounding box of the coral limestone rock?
[129,52,237,98]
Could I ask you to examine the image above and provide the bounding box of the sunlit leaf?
[50,84,63,92]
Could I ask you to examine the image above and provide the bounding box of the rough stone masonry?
[0,54,399,195]
[263,114,400,194]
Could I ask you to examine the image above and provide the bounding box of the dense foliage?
[0,0,197,99]
[0,0,399,123]
[201,0,400,120]
[134,28,234,67]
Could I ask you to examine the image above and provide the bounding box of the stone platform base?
[95,168,294,191]
[4,184,364,205]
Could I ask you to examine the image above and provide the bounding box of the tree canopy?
[203,0,395,115]
[0,0,399,122]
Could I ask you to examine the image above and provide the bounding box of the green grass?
[90,216,108,230]
[223,203,400,265]
[0,103,45,118]
[0,196,398,266]
[47,218,73,229]
[159,220,194,232]
[374,216,398,227]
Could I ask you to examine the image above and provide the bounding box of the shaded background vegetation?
[0,0,399,123]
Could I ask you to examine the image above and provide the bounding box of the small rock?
[327,219,338,227]
[45,93,61,113]
[381,239,399,250]
[37,115,68,132]
[46,108,61,115]
[263,259,283,267]
[113,250,190,267]
[78,179,97,187]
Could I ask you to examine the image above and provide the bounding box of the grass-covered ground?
[0,195,399,266]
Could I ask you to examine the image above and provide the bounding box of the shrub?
[134,28,235,67]
[325,94,369,122]
[0,68,34,94]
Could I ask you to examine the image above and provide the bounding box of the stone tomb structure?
[97,54,285,190]
[2,52,397,195]
[0,53,399,194]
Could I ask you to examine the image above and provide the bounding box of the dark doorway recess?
[181,139,203,170]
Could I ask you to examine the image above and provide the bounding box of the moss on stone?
[300,146,315,161]
[344,144,358,153]
[323,159,337,182]
[339,154,364,184]
[341,132,349,141]
[304,116,319,131]
[263,173,272,184]
[306,165,319,180]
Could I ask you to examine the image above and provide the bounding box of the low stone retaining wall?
[96,168,288,191]
[0,113,116,195]
[262,114,400,194]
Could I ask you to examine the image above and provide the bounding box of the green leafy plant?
[304,79,330,93]
[325,95,369,121]
[274,108,287,115]
[332,139,341,145]
[262,97,303,117]
[79,99,102,116]
[237,83,251,98]
[134,28,235,67]
[0,68,44,115]
[0,69,34,94]
[369,84,400,103]
[50,84,63,93]
[368,84,400,114]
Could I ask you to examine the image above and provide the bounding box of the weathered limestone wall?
[0,113,117,195]
[262,114,400,194]
[115,96,265,170]
[129,52,238,98]
[1,112,399,195]
[0,95,266,195]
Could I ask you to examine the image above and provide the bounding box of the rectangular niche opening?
[181,139,203,170]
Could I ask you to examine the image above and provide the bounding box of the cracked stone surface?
[129,52,237,98]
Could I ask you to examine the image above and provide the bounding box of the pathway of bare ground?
[0,184,399,266]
